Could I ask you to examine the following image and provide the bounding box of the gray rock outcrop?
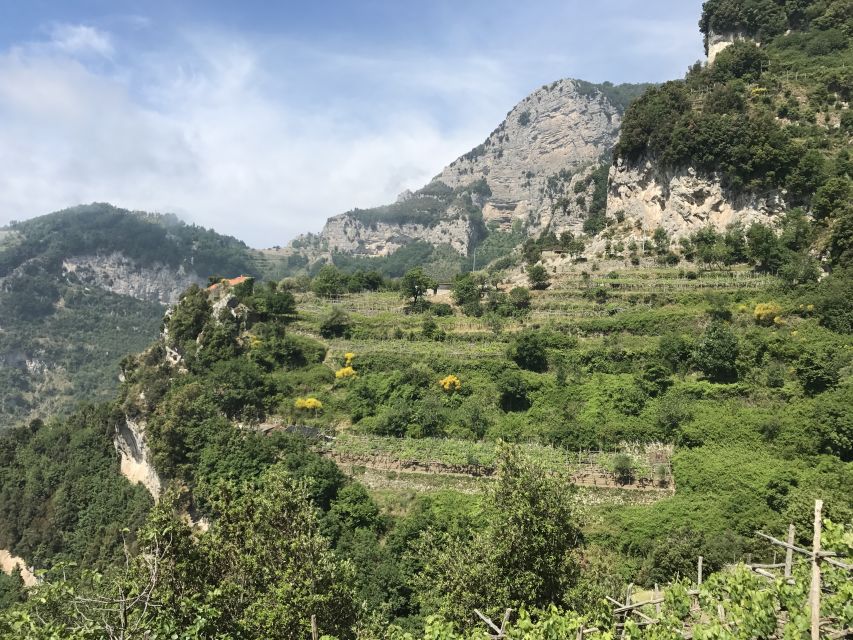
[435,78,621,230]
[62,252,202,305]
[309,78,624,258]
[605,158,786,247]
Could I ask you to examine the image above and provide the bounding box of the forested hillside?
[0,204,286,431]
[1,253,850,637]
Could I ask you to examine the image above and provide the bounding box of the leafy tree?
[659,333,693,373]
[612,454,635,485]
[828,207,853,268]
[710,40,768,82]
[745,223,783,272]
[527,264,550,290]
[400,268,434,304]
[410,447,581,628]
[813,177,852,220]
[313,265,347,298]
[652,227,670,255]
[497,371,530,412]
[251,283,296,322]
[795,350,840,395]
[0,468,358,639]
[507,330,549,372]
[167,284,211,347]
[451,274,479,307]
[694,321,740,383]
[508,287,531,312]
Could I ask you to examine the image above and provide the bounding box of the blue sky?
[0,1,705,246]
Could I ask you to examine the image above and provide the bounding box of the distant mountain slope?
[0,204,284,430]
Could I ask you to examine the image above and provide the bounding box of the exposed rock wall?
[310,78,622,256]
[321,213,473,255]
[114,416,162,500]
[436,78,620,217]
[706,30,751,65]
[0,549,37,587]
[63,252,202,305]
[606,158,786,244]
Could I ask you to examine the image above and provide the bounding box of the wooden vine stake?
[810,500,822,640]
[311,614,318,640]
[784,523,795,579]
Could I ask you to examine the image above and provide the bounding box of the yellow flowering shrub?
[754,303,783,326]
[344,352,356,366]
[439,374,461,392]
[294,397,323,411]
[335,366,356,379]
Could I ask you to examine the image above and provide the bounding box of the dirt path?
[0,549,37,587]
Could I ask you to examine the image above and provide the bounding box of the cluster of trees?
[310,265,387,297]
[450,273,531,318]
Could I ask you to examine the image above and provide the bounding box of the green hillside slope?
[0,204,285,431]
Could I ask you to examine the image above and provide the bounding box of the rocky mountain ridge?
[295,63,799,267]
[295,78,638,260]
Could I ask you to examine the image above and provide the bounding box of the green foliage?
[507,330,549,372]
[400,268,435,304]
[812,269,853,333]
[410,447,582,628]
[694,321,740,383]
[497,370,530,412]
[451,273,480,308]
[795,348,840,395]
[314,265,349,297]
[527,264,550,290]
[320,307,353,339]
[167,284,212,348]
[710,40,769,82]
[0,406,152,571]
[573,79,655,112]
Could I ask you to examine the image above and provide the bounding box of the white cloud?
[47,23,114,57]
[0,31,507,246]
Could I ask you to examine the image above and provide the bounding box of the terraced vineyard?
[324,433,673,491]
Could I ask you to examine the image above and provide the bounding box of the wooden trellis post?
[810,500,822,640]
[784,523,795,579]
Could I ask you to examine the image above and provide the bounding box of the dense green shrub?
[320,307,353,338]
[507,331,549,372]
[694,322,740,383]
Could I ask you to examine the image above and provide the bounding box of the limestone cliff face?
[0,549,37,587]
[706,30,751,64]
[114,416,162,500]
[321,212,473,255]
[310,78,623,257]
[62,252,203,305]
[435,78,621,230]
[605,158,786,245]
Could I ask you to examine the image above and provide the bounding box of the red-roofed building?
[207,275,253,293]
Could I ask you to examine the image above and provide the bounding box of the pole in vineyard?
[810,500,822,640]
